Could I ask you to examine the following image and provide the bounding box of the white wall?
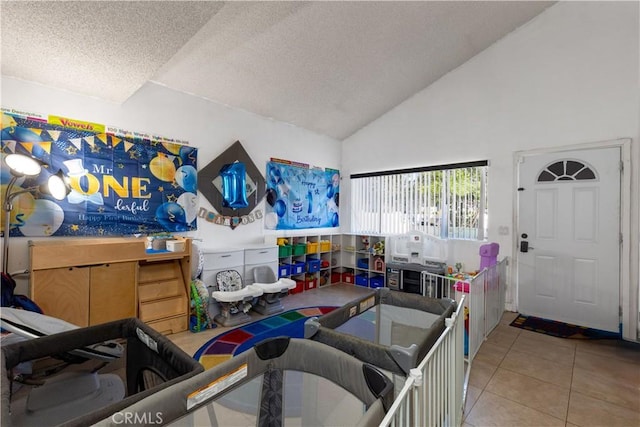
[1,77,341,292]
[342,1,639,338]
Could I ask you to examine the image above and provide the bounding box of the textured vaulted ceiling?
[1,1,554,140]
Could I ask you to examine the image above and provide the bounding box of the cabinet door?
[32,267,90,327]
[89,262,137,326]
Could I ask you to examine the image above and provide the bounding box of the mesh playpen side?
[93,337,394,427]
[1,317,203,427]
[305,288,456,376]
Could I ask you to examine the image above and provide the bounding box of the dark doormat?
[510,314,621,339]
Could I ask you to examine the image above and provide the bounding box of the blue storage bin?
[355,274,369,287]
[290,261,306,275]
[307,259,321,273]
[369,275,384,288]
[278,264,290,278]
[356,258,369,269]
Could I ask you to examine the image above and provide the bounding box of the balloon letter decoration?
[220,162,249,209]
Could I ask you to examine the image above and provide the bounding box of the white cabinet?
[244,245,278,285]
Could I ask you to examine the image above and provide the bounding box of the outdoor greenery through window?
[350,161,488,240]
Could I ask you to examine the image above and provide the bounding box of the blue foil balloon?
[1,126,43,143]
[331,212,339,227]
[156,202,188,232]
[266,188,277,207]
[274,199,287,217]
[176,165,197,193]
[179,146,197,166]
[268,166,282,186]
[220,162,249,209]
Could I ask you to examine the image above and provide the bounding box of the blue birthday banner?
[264,159,339,230]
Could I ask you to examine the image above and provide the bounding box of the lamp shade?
[5,154,42,177]
[47,171,70,201]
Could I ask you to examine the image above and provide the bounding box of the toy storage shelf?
[340,234,386,289]
[276,233,387,291]
[277,234,342,292]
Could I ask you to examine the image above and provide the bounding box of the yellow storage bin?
[320,241,331,252]
[307,242,319,254]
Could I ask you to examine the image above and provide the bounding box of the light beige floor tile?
[468,359,498,389]
[499,311,519,325]
[474,341,510,366]
[500,349,573,388]
[511,333,575,366]
[574,350,640,382]
[485,368,570,420]
[462,422,476,427]
[567,391,640,427]
[572,352,640,412]
[515,328,578,350]
[465,391,565,427]
[463,385,483,417]
[485,324,520,349]
[575,339,640,365]
[565,423,580,427]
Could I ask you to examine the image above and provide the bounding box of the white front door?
[516,147,620,332]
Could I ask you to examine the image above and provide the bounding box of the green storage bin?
[278,245,292,257]
[292,243,307,256]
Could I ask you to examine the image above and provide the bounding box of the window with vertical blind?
[350,161,488,240]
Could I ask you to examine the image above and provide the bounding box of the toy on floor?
[190,279,214,332]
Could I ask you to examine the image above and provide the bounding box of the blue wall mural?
[264,159,339,230]
[1,111,197,237]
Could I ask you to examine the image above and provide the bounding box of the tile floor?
[464,312,640,427]
[168,284,640,427]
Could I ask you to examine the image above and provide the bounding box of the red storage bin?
[342,272,354,284]
[331,272,342,283]
[290,280,304,294]
[304,276,317,290]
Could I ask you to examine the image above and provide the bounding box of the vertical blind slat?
[351,166,487,239]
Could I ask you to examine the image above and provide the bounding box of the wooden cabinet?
[137,259,188,334]
[29,237,191,333]
[31,261,137,327]
[90,262,138,325]
[31,266,90,326]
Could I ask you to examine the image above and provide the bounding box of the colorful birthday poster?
[264,159,339,230]
[1,110,198,237]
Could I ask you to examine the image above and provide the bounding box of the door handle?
[519,241,534,252]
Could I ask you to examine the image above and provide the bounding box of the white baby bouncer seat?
[251,265,296,315]
[210,270,263,327]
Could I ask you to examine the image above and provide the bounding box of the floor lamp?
[2,153,70,274]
